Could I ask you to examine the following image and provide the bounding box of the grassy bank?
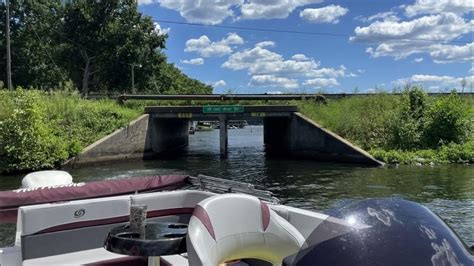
[296,90,473,165]
[0,89,141,173]
[1,88,472,172]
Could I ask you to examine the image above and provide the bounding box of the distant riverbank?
[1,88,472,173]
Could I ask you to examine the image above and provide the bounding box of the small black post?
[219,115,228,158]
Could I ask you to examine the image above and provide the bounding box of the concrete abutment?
[287,113,382,166]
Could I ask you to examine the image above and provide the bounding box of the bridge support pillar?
[219,115,228,158]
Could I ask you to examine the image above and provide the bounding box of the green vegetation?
[0,89,140,173]
[0,0,212,95]
[0,87,472,172]
[0,2,470,171]
[297,88,473,165]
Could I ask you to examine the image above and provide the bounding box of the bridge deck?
[145,105,297,119]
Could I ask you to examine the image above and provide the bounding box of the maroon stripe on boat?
[261,201,270,231]
[0,208,19,223]
[83,256,147,266]
[35,207,194,235]
[147,207,194,218]
[192,205,216,240]
[0,175,188,209]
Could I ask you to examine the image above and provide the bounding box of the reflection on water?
[1,126,473,247]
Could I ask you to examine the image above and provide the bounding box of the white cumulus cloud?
[240,0,323,20]
[185,33,244,57]
[292,54,309,61]
[300,5,349,24]
[223,41,351,89]
[356,11,400,23]
[153,22,170,36]
[181,58,204,65]
[158,0,243,25]
[255,41,276,48]
[429,42,474,64]
[405,0,473,17]
[414,57,423,63]
[138,0,158,5]
[393,74,474,92]
[212,80,227,87]
[351,13,473,62]
[303,78,339,88]
[249,75,298,89]
[351,13,471,44]
[152,0,327,24]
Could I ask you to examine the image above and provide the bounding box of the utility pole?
[5,0,13,90]
[131,64,135,94]
[130,63,141,94]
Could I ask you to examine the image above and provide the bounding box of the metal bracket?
[188,174,280,204]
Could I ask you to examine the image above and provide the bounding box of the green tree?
[0,0,67,88]
[151,62,212,94]
[1,0,212,95]
[60,0,167,95]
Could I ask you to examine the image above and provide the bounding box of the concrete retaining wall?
[63,114,152,168]
[288,113,383,166]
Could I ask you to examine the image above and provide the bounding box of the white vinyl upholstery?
[22,248,129,265]
[131,190,214,211]
[186,194,305,266]
[19,195,131,236]
[22,247,187,266]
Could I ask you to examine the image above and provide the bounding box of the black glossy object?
[284,198,474,266]
[104,222,188,256]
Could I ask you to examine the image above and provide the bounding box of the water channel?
[1,126,473,247]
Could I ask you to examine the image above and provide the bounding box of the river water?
[1,126,473,247]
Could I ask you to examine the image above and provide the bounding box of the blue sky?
[139,0,473,94]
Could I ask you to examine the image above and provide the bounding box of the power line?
[153,19,471,45]
[155,19,349,38]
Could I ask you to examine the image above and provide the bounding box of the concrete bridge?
[65,105,383,167]
[145,105,296,158]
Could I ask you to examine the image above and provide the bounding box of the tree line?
[0,0,212,96]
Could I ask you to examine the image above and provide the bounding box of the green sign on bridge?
[203,105,244,113]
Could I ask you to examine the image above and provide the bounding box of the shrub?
[0,89,141,173]
[423,92,471,148]
[436,141,474,163]
[370,143,474,165]
[390,87,428,150]
[0,89,68,172]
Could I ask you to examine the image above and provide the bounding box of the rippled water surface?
[1,126,473,247]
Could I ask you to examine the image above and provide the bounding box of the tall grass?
[295,90,473,164]
[295,93,399,149]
